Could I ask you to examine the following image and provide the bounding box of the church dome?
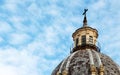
[52,50,120,75]
[51,9,120,75]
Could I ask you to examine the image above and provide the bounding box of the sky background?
[0,0,120,75]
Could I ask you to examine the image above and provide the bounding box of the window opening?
[81,35,86,45]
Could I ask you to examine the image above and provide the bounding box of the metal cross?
[82,9,88,15]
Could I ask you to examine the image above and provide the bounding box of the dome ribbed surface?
[52,50,120,75]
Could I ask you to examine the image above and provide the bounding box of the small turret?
[72,9,99,52]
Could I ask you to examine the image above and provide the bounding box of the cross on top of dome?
[82,9,88,27]
[82,9,88,15]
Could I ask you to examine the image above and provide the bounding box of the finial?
[82,9,88,27]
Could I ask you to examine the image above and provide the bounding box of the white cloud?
[0,21,13,34]
[8,33,31,45]
[0,37,4,43]
[0,64,17,75]
[90,0,105,10]
[0,46,39,75]
[28,2,44,19]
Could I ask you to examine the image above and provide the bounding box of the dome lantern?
[72,9,99,52]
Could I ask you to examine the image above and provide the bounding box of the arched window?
[89,36,93,44]
[76,38,79,47]
[81,35,86,45]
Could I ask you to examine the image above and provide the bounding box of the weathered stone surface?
[52,50,120,75]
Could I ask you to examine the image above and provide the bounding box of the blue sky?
[0,0,120,75]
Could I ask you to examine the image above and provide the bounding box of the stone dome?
[52,49,120,75]
[52,9,120,75]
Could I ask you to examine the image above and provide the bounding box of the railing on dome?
[71,42,101,53]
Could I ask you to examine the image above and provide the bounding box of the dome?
[51,9,120,75]
[52,49,120,75]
